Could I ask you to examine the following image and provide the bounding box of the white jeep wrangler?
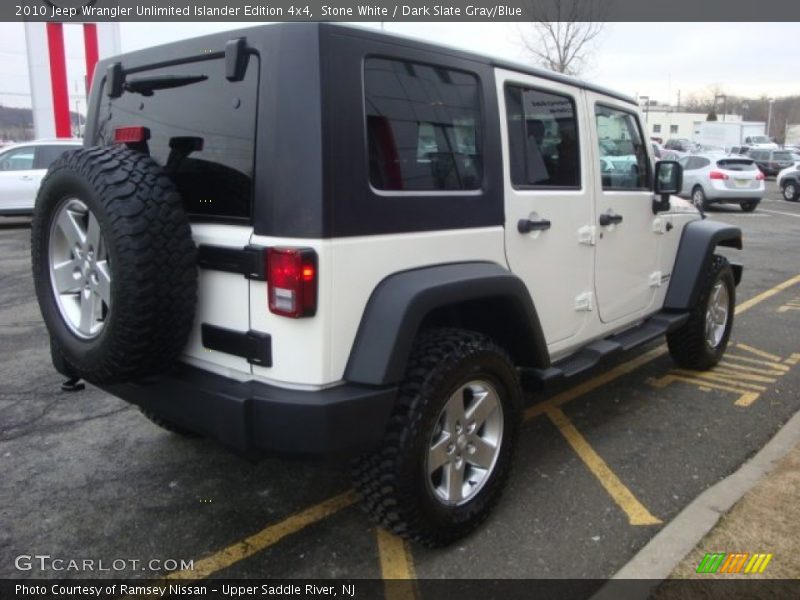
[31,24,742,546]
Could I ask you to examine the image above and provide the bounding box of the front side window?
[364,57,482,191]
[595,105,650,190]
[0,148,35,171]
[504,85,580,188]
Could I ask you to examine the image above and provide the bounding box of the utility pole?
[767,98,775,140]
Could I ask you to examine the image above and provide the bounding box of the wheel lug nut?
[467,443,475,454]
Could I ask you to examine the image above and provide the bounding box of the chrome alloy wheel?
[426,380,504,506]
[705,281,729,349]
[48,198,111,339]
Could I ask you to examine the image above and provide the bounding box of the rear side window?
[97,57,258,220]
[717,159,756,171]
[774,151,793,161]
[35,145,79,169]
[595,105,650,190]
[504,84,580,188]
[364,57,482,191]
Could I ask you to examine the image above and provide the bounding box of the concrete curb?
[591,408,800,600]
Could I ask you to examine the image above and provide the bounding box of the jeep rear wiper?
[123,74,208,96]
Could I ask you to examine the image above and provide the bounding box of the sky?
[1,21,798,112]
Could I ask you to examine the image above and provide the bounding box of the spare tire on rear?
[31,145,197,384]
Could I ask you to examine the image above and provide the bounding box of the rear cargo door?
[94,54,259,377]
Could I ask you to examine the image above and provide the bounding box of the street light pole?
[767,98,775,140]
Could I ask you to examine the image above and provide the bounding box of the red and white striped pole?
[24,22,119,139]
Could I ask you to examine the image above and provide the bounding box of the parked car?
[747,148,796,176]
[0,139,82,216]
[778,167,800,202]
[678,154,764,211]
[776,154,800,190]
[661,149,686,161]
[664,138,693,152]
[728,145,751,156]
[29,23,742,546]
[744,135,778,149]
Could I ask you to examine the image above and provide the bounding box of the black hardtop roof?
[101,22,637,107]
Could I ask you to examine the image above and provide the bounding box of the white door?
[0,147,40,212]
[497,69,595,352]
[588,95,661,324]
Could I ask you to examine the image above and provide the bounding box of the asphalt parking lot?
[2,182,799,588]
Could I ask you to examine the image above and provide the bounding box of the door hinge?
[649,270,663,287]
[574,291,594,312]
[578,225,597,246]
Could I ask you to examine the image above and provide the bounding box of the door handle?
[518,218,551,234]
[599,212,623,226]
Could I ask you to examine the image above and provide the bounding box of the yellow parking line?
[717,360,787,376]
[734,343,782,362]
[158,273,799,584]
[734,274,800,314]
[724,354,790,370]
[672,369,769,390]
[166,491,357,579]
[376,529,417,600]
[546,406,662,526]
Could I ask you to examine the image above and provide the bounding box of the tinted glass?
[717,159,756,171]
[774,151,793,161]
[36,145,80,169]
[97,57,258,220]
[364,57,482,191]
[504,85,580,188]
[595,105,650,189]
[0,148,34,171]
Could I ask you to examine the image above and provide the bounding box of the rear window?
[716,159,756,171]
[97,56,258,221]
[364,57,482,192]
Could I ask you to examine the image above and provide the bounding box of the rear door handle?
[599,212,623,226]
[518,218,551,234]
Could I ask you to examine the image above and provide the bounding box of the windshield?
[749,136,770,143]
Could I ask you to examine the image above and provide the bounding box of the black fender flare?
[664,219,742,311]
[344,262,549,386]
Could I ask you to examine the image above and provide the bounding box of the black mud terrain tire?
[31,146,197,384]
[140,408,201,437]
[352,328,522,547]
[667,255,735,370]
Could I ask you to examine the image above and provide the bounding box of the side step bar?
[524,310,690,386]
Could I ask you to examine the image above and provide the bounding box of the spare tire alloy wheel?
[49,198,111,339]
[31,146,197,384]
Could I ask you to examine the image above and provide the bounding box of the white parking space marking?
[758,208,800,219]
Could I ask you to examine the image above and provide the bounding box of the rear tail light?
[756,172,765,180]
[113,126,150,144]
[267,247,317,318]
[709,171,729,180]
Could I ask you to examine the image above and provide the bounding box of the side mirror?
[653,160,682,213]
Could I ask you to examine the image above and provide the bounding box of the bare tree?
[519,0,608,76]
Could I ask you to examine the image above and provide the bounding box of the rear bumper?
[100,365,397,458]
[706,182,763,201]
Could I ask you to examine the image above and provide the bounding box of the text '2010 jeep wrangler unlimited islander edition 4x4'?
[31,24,742,547]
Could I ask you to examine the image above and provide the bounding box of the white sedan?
[0,139,82,216]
